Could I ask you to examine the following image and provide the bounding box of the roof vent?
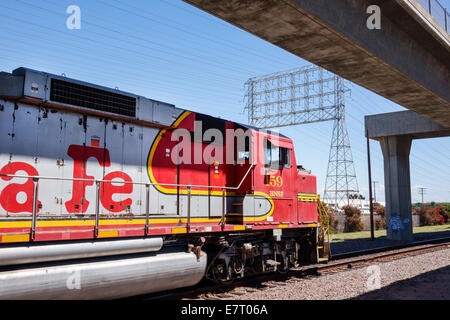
[50,78,136,117]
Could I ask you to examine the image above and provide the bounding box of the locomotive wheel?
[213,261,235,285]
[214,270,235,285]
[276,257,289,274]
[217,276,235,285]
[277,267,288,274]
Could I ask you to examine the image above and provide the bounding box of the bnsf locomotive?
[0,68,329,299]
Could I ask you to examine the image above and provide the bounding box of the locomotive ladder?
[317,195,331,263]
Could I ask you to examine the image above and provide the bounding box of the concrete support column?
[379,135,413,241]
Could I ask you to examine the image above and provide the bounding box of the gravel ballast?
[225,247,450,300]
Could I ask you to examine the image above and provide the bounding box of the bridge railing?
[418,0,449,33]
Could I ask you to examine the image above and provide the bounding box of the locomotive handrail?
[0,163,254,191]
[1,164,255,239]
[317,195,330,244]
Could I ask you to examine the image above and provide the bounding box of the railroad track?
[132,236,450,300]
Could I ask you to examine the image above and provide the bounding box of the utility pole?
[366,129,374,241]
[418,187,427,208]
[372,181,378,202]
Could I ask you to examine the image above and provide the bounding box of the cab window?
[265,139,272,166]
[264,138,291,169]
[237,135,250,161]
[280,147,290,168]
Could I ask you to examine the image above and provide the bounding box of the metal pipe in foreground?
[0,250,207,299]
[0,237,164,267]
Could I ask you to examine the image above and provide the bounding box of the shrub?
[342,205,364,232]
[445,204,450,216]
[375,217,386,230]
[412,206,425,216]
[345,215,364,232]
[374,204,385,218]
[418,206,445,226]
[427,207,447,224]
[342,205,360,218]
[328,213,340,234]
[430,206,448,223]
[324,206,340,234]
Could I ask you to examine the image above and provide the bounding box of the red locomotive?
[0,68,329,299]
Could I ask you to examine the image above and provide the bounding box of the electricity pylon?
[245,65,360,209]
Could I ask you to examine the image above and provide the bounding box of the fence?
[418,0,449,32]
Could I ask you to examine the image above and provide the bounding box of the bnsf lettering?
[0,145,133,214]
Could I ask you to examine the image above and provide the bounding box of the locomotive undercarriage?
[179,228,319,284]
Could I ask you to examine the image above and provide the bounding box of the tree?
[373,202,386,216]
[373,202,386,229]
[342,205,364,232]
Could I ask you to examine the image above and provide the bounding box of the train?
[0,67,330,299]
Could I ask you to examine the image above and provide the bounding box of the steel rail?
[313,238,450,274]
[133,236,450,300]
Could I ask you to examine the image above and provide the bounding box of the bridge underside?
[185,0,450,128]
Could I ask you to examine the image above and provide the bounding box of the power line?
[0,48,244,123]
[12,0,262,77]
[346,88,450,174]
[0,28,241,98]
[107,0,295,67]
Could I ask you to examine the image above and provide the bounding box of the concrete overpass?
[185,0,450,128]
[365,111,450,241]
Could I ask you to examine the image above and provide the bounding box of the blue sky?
[0,0,449,203]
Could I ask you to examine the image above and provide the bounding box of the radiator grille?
[50,78,136,117]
